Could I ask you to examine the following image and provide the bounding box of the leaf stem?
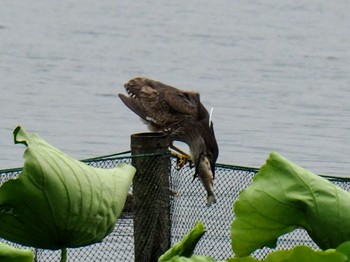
[60,248,67,262]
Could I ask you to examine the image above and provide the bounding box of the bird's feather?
[119,77,219,206]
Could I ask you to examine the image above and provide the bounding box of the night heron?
[118,77,219,206]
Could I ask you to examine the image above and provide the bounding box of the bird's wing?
[161,90,200,117]
[119,77,206,127]
[129,77,200,117]
[118,93,148,120]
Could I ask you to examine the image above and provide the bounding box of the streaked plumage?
[119,77,219,206]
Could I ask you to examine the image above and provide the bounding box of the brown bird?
[118,77,219,206]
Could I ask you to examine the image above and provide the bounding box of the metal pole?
[131,132,171,262]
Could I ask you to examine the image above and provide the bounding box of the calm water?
[1,1,350,177]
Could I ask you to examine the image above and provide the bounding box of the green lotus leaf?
[231,152,350,257]
[337,241,350,259]
[227,257,257,262]
[162,256,217,262]
[227,245,347,262]
[0,126,135,250]
[0,242,34,262]
[159,222,206,262]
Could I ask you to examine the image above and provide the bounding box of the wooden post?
[131,132,171,262]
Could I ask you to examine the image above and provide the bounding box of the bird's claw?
[172,152,193,170]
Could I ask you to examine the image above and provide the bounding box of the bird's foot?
[172,151,193,170]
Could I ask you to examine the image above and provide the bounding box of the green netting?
[0,151,349,261]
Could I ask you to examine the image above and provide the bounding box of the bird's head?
[194,103,219,179]
[205,121,219,179]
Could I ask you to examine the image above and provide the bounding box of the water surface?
[1,0,350,177]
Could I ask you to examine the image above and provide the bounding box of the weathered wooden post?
[131,132,171,262]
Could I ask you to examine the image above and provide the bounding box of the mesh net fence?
[0,151,350,261]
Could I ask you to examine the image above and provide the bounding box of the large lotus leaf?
[0,242,34,262]
[159,222,206,262]
[337,241,350,259]
[227,245,347,262]
[231,152,350,257]
[162,256,217,262]
[0,126,135,249]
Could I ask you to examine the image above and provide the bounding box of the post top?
[130,132,169,152]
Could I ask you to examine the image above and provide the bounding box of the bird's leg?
[170,144,193,169]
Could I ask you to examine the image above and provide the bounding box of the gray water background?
[1,1,350,177]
